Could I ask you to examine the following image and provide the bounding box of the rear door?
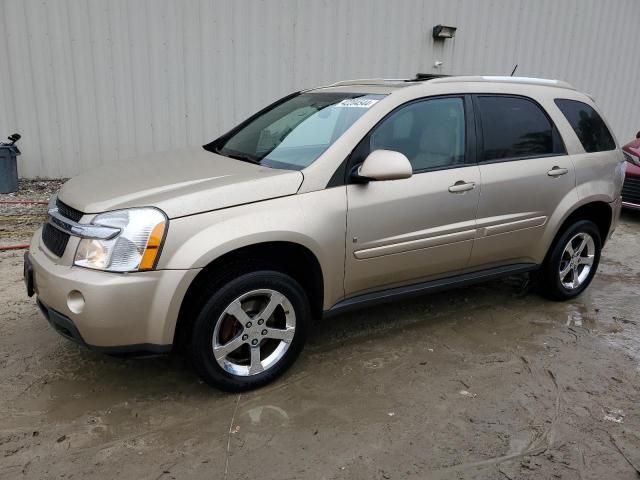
[345,95,481,296]
[468,94,575,268]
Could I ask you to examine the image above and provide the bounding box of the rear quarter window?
[554,99,616,153]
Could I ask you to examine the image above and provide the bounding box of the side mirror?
[352,149,413,182]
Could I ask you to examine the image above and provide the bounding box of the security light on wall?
[432,25,456,39]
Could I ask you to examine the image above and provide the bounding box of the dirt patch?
[0,180,64,245]
[0,207,639,479]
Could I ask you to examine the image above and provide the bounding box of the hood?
[623,138,640,155]
[626,161,640,177]
[57,147,304,218]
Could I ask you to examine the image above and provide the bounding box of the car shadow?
[37,273,531,402]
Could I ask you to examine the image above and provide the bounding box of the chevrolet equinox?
[25,75,625,391]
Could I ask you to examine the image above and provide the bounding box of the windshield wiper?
[215,147,260,165]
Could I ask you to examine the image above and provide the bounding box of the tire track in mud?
[427,355,567,478]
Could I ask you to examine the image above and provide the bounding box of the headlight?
[74,208,167,272]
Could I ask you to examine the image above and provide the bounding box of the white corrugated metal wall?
[1,0,639,178]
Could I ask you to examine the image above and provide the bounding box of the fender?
[158,188,348,310]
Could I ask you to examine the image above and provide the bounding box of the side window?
[369,97,466,171]
[476,96,565,162]
[554,99,616,152]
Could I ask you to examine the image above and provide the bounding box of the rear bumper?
[607,196,622,242]
[28,227,200,349]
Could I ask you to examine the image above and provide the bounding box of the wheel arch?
[543,200,613,263]
[173,241,325,347]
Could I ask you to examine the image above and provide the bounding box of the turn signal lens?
[139,222,166,271]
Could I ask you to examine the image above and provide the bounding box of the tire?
[539,220,602,301]
[189,270,309,392]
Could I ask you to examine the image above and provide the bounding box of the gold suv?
[25,75,624,391]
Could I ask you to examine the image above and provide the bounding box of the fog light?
[67,290,85,314]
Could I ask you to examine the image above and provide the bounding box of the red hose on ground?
[0,200,44,250]
[0,199,46,250]
[0,200,48,205]
[0,244,29,251]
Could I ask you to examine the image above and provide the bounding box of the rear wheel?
[189,270,309,391]
[539,220,601,300]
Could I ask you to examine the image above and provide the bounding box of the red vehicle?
[622,133,640,210]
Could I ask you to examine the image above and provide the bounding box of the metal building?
[1,0,639,178]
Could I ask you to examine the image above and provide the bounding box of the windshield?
[207,92,386,170]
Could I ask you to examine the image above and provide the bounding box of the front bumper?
[28,228,200,350]
[36,299,172,355]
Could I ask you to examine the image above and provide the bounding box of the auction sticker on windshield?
[335,98,380,108]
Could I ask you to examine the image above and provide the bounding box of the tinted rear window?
[554,99,616,153]
[476,96,565,162]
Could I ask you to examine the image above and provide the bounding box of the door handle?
[448,181,476,193]
[547,166,569,177]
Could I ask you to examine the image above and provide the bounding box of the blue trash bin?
[0,134,21,194]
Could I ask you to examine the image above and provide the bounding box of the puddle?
[564,304,597,331]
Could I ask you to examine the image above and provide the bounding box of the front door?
[345,96,481,297]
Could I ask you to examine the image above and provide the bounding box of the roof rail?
[319,74,575,91]
[327,78,409,87]
[430,75,576,90]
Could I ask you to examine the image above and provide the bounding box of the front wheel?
[189,271,309,391]
[539,220,602,300]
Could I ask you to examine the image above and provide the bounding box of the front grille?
[622,176,640,205]
[40,198,84,257]
[42,223,70,257]
[56,198,83,222]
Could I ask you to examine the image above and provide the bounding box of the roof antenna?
[510,64,518,76]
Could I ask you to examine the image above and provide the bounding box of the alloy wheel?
[558,232,595,290]
[212,289,296,376]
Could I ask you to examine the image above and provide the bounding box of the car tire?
[189,270,309,392]
[539,220,602,301]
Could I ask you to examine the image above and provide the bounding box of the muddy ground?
[1,183,639,479]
